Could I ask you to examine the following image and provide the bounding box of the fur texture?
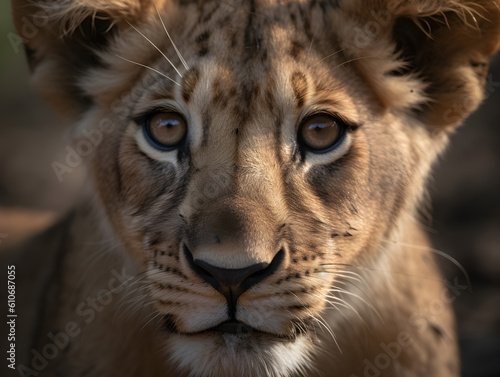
[7,0,500,376]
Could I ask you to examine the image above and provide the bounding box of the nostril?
[236,248,284,292]
[194,259,269,296]
[184,245,284,308]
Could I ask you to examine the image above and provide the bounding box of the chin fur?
[165,333,314,377]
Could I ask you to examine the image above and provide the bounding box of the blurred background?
[1,2,499,376]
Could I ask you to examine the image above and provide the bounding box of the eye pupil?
[144,111,187,150]
[299,114,345,153]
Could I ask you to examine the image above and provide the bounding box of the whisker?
[154,2,190,70]
[115,296,153,324]
[78,247,114,287]
[82,238,118,246]
[328,289,381,321]
[321,295,364,323]
[381,238,472,291]
[319,298,351,323]
[308,313,342,353]
[125,20,183,78]
[330,270,365,286]
[307,29,317,58]
[329,55,375,72]
[140,311,164,331]
[320,262,454,285]
[319,48,344,63]
[284,308,313,338]
[115,54,180,86]
[286,290,341,353]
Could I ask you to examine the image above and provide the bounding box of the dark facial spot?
[238,83,259,116]
[211,77,229,108]
[162,315,177,332]
[302,13,312,39]
[218,15,231,28]
[148,233,162,246]
[201,108,212,146]
[244,0,258,52]
[261,49,268,63]
[196,31,210,57]
[291,71,308,109]
[181,69,200,103]
[198,47,209,57]
[196,31,210,43]
[200,2,219,23]
[230,32,238,48]
[429,322,445,339]
[290,40,304,60]
[265,87,275,107]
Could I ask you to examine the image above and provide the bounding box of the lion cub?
[5,0,500,376]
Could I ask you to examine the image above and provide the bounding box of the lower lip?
[212,321,255,335]
[164,317,297,340]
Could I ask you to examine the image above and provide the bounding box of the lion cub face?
[14,0,500,375]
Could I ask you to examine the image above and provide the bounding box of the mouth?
[163,316,303,341]
[212,319,254,334]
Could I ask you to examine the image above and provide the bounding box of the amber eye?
[144,112,187,150]
[298,113,346,153]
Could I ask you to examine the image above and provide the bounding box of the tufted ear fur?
[337,0,500,128]
[11,0,163,117]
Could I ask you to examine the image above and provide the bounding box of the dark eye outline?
[297,112,351,154]
[134,109,188,151]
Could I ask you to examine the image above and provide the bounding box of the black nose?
[184,245,284,313]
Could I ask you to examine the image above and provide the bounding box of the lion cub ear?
[11,0,163,117]
[338,0,500,128]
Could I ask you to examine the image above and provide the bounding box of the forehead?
[90,0,362,133]
[131,1,353,109]
[172,0,338,66]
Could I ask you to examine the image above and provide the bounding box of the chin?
[165,331,313,377]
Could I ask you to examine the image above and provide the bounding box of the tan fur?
[6,0,500,376]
